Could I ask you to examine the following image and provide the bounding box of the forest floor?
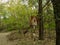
[0,30,56,45]
[0,32,19,45]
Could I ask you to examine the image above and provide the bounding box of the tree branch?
[43,0,50,8]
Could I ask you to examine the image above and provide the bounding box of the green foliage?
[0,0,55,31]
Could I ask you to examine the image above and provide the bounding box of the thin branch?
[43,0,50,9]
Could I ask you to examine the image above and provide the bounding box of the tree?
[51,0,60,45]
[38,0,44,40]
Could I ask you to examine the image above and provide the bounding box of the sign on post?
[30,16,38,29]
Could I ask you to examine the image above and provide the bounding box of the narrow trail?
[0,32,18,45]
[0,31,55,45]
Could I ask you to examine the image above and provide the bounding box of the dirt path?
[0,31,55,45]
[0,32,18,45]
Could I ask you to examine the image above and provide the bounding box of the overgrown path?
[0,31,55,45]
[0,32,18,45]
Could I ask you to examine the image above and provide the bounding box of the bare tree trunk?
[51,0,60,45]
[38,0,44,40]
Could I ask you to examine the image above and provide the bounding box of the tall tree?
[38,0,44,40]
[51,0,60,45]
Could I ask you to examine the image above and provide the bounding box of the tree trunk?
[51,0,60,45]
[38,0,44,40]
